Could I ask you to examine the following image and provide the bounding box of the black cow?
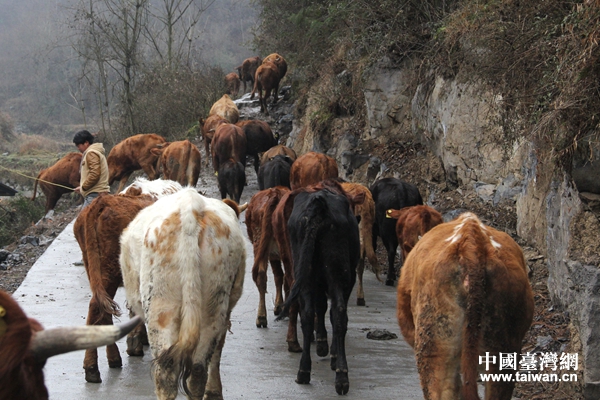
[217,159,246,203]
[258,154,293,190]
[277,186,361,395]
[236,120,278,173]
[370,177,423,286]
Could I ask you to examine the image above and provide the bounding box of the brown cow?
[160,140,202,187]
[32,152,82,217]
[73,178,182,383]
[211,123,247,173]
[236,119,278,173]
[224,72,241,97]
[386,204,443,262]
[199,115,228,166]
[263,53,288,80]
[236,56,262,94]
[209,94,239,124]
[261,144,297,165]
[290,151,339,190]
[251,61,282,115]
[107,133,167,193]
[397,212,534,400]
[341,182,381,306]
[0,290,141,400]
[245,186,291,328]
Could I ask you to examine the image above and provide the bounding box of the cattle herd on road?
[1,52,534,400]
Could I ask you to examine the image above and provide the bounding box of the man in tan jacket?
[73,130,110,208]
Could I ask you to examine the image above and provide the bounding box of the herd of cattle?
[2,52,534,399]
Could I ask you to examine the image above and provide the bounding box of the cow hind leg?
[330,290,350,395]
[384,240,398,286]
[204,331,227,400]
[126,314,147,356]
[315,289,329,357]
[270,258,284,316]
[286,301,302,353]
[296,297,314,385]
[253,256,269,328]
[356,256,366,306]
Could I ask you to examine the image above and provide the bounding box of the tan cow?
[32,152,82,217]
[251,61,282,115]
[386,204,443,262]
[107,133,167,193]
[260,144,297,165]
[340,182,381,306]
[397,212,534,400]
[160,140,201,187]
[290,151,338,190]
[209,94,239,124]
[224,72,241,97]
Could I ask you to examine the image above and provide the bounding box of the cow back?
[261,145,297,165]
[107,133,166,183]
[236,120,277,156]
[263,53,287,80]
[290,152,338,190]
[209,94,239,124]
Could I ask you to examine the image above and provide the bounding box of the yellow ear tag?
[0,305,6,337]
[385,209,393,218]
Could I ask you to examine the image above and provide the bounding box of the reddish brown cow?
[224,72,241,97]
[32,152,82,216]
[160,140,202,187]
[290,151,339,190]
[199,115,228,166]
[0,290,140,400]
[236,56,262,94]
[73,178,182,383]
[245,186,291,329]
[236,119,278,173]
[251,61,282,115]
[209,94,239,124]
[107,133,167,193]
[263,53,288,80]
[341,182,381,306]
[211,123,247,173]
[397,212,534,400]
[386,205,443,262]
[261,144,297,165]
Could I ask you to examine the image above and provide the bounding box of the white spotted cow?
[119,188,246,400]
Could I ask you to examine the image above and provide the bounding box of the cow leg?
[252,255,269,328]
[126,310,147,356]
[315,287,329,357]
[116,173,132,193]
[384,238,398,286]
[296,296,314,385]
[356,255,366,306]
[272,83,280,104]
[83,299,118,382]
[270,258,284,315]
[330,287,350,395]
[253,154,260,174]
[286,301,302,353]
[203,331,227,400]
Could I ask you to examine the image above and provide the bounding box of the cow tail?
[277,198,325,321]
[457,223,487,400]
[181,141,192,186]
[250,71,260,100]
[252,194,279,284]
[83,209,121,318]
[31,173,41,201]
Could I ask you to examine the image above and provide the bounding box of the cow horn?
[239,202,248,212]
[30,316,142,363]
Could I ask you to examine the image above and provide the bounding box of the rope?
[0,164,76,191]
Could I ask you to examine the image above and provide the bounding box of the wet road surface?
[13,169,423,399]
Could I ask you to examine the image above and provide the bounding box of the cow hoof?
[296,370,311,384]
[316,339,329,357]
[385,279,395,287]
[203,390,223,400]
[256,316,268,328]
[84,365,102,383]
[335,374,350,395]
[273,304,283,316]
[287,341,302,353]
[108,358,123,368]
[126,336,144,356]
[356,298,366,306]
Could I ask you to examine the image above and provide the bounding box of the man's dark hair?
[73,130,95,145]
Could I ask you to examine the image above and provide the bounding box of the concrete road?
[13,171,423,399]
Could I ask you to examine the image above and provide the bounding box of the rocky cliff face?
[287,58,599,397]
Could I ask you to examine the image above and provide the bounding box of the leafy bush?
[0,195,44,247]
